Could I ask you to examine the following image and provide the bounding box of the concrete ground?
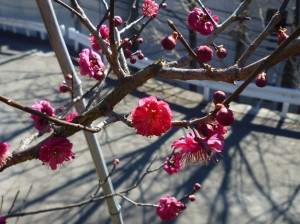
[0,32,300,224]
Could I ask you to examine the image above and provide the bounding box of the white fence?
[1,17,300,117]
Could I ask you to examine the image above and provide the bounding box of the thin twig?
[0,195,3,213]
[16,185,33,224]
[117,194,159,208]
[0,96,98,133]
[8,191,19,214]
[168,0,252,68]
[237,0,290,67]
[167,19,206,68]
[120,16,144,34]
[120,155,163,194]
[54,0,111,58]
[196,0,218,27]
[224,25,300,105]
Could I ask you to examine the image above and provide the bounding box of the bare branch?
[237,0,290,67]
[168,0,252,68]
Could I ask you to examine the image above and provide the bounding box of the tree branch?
[237,0,290,67]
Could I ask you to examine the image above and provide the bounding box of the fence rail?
[1,17,300,118]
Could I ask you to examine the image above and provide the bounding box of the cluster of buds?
[156,183,201,221]
[122,37,145,64]
[196,44,228,63]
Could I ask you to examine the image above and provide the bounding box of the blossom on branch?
[142,0,159,18]
[0,142,12,168]
[156,196,186,221]
[39,136,74,170]
[31,100,56,132]
[131,96,173,137]
[172,125,226,165]
[65,112,79,122]
[187,8,218,35]
[90,25,110,51]
[79,48,105,80]
[164,152,183,175]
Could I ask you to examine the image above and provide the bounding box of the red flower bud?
[123,49,132,59]
[114,16,123,27]
[188,195,196,202]
[278,27,289,45]
[114,158,120,166]
[137,52,144,60]
[196,45,213,63]
[59,83,71,93]
[123,38,132,47]
[255,72,268,88]
[130,56,136,64]
[193,183,202,191]
[213,90,226,105]
[136,37,144,44]
[65,74,73,80]
[161,32,178,50]
[216,46,227,59]
[216,106,235,126]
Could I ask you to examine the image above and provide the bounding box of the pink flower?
[78,48,105,80]
[187,8,218,35]
[164,152,183,175]
[156,196,185,221]
[131,96,173,137]
[0,215,7,224]
[0,142,12,168]
[142,0,159,18]
[31,100,56,132]
[65,112,78,122]
[100,25,110,39]
[90,35,101,52]
[39,136,74,170]
[172,131,224,164]
[90,25,110,51]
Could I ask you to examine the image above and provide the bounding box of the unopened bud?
[196,45,213,63]
[130,56,136,64]
[255,72,268,88]
[193,183,202,191]
[114,158,120,166]
[161,32,178,50]
[136,37,144,44]
[137,52,144,60]
[216,45,227,59]
[188,195,196,202]
[59,83,71,93]
[66,74,73,80]
[213,90,226,105]
[114,16,123,27]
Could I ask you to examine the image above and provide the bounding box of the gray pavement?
[0,32,300,224]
